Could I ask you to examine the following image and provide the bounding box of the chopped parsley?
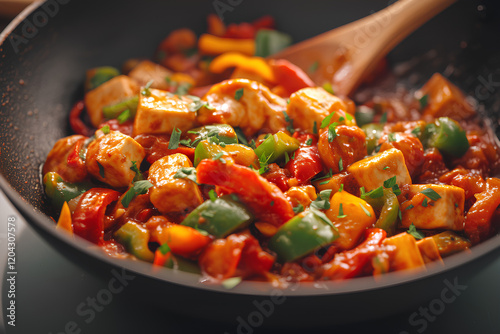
[208,189,218,202]
[293,203,304,214]
[419,94,429,110]
[337,203,347,218]
[422,198,428,207]
[121,180,154,208]
[283,110,295,133]
[379,112,388,124]
[188,95,214,112]
[117,109,131,124]
[130,161,143,181]
[405,204,414,210]
[97,161,105,178]
[233,127,248,146]
[313,168,333,182]
[175,82,192,96]
[338,157,343,172]
[383,166,389,170]
[328,122,338,142]
[309,61,319,73]
[141,80,154,96]
[384,176,397,189]
[321,112,336,128]
[313,121,318,135]
[168,128,182,149]
[407,223,424,240]
[359,203,371,217]
[213,152,226,163]
[284,151,290,164]
[388,132,396,142]
[310,189,332,210]
[258,152,272,175]
[234,88,244,101]
[339,183,344,192]
[420,188,441,201]
[173,167,199,185]
[398,209,402,221]
[309,208,336,228]
[411,126,421,137]
[270,201,274,207]
[305,138,313,146]
[101,125,110,135]
[158,242,171,255]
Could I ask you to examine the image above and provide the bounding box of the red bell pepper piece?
[66,137,86,170]
[262,163,292,192]
[196,159,294,226]
[69,100,94,137]
[286,146,323,184]
[199,231,274,280]
[271,59,315,96]
[322,228,387,280]
[72,188,120,244]
[252,15,275,30]
[465,177,500,244]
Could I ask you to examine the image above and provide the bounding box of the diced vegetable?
[182,195,254,238]
[186,124,238,147]
[43,172,92,209]
[416,237,443,264]
[363,188,399,235]
[56,201,73,234]
[72,188,120,244]
[268,210,339,263]
[102,96,139,120]
[382,232,425,271]
[196,159,294,226]
[194,140,259,168]
[209,53,276,82]
[85,66,120,92]
[431,231,471,257]
[361,123,382,154]
[114,221,155,262]
[253,131,299,164]
[422,117,469,157]
[198,34,255,56]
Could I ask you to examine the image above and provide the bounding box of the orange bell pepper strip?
[465,177,500,244]
[56,201,73,235]
[209,52,276,82]
[207,14,226,37]
[322,228,387,280]
[198,34,255,56]
[196,159,294,226]
[270,59,315,96]
[151,222,212,258]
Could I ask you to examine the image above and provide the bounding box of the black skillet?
[1,0,500,328]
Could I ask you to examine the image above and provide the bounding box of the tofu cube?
[128,60,172,91]
[416,237,443,264]
[382,232,425,271]
[148,153,203,214]
[86,130,145,188]
[286,87,355,133]
[133,88,197,136]
[347,148,412,191]
[84,75,139,127]
[401,184,465,230]
[418,73,475,120]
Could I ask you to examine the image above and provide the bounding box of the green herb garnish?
[234,88,244,101]
[168,128,182,149]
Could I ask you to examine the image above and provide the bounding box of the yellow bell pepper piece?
[209,52,276,83]
[56,201,73,235]
[198,34,255,56]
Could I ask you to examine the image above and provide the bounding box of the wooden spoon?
[272,0,457,96]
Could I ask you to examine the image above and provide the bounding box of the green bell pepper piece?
[361,123,383,154]
[102,96,139,120]
[268,210,339,263]
[85,66,120,92]
[43,172,91,209]
[253,131,299,163]
[181,195,254,238]
[423,117,469,157]
[364,188,399,235]
[355,106,375,128]
[114,221,154,262]
[161,254,201,274]
[187,124,238,147]
[193,140,258,167]
[254,29,292,58]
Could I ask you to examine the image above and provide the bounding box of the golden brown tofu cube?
[418,73,475,120]
[347,148,412,191]
[383,232,425,271]
[84,75,139,127]
[416,237,443,264]
[133,88,197,136]
[148,153,203,214]
[86,130,145,188]
[401,184,465,230]
[286,87,355,133]
[128,60,172,91]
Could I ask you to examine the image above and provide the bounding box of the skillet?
[1,0,500,328]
